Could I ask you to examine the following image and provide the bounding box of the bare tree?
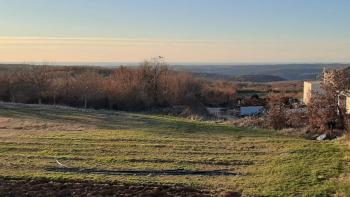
[112,66,143,110]
[267,93,287,130]
[311,68,350,133]
[307,92,338,134]
[74,72,102,108]
[0,60,208,111]
[139,57,169,108]
[201,80,237,107]
[321,68,350,93]
[22,66,51,104]
[47,77,67,105]
[103,74,122,110]
[0,71,22,102]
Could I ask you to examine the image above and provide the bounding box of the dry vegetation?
[0,60,239,115]
[0,59,202,111]
[201,81,237,107]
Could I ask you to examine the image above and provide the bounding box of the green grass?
[0,103,349,196]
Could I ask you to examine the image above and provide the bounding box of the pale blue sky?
[0,0,349,63]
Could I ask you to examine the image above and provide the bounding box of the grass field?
[0,103,349,196]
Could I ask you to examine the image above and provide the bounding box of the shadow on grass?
[0,103,271,136]
[0,103,156,130]
[45,167,241,176]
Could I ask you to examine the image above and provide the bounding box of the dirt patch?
[0,178,214,197]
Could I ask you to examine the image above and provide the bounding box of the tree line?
[0,59,237,111]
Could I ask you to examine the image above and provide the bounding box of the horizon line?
[1,61,349,66]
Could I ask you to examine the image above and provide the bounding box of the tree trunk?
[84,96,88,109]
[10,95,15,103]
[337,106,346,130]
[108,97,113,110]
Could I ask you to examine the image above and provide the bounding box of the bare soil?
[0,178,216,197]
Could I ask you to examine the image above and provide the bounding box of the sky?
[0,0,349,64]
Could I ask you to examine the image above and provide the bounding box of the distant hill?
[0,63,115,76]
[173,64,350,81]
[193,72,285,82]
[1,63,349,82]
[231,75,286,82]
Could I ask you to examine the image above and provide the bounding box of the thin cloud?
[0,36,350,63]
